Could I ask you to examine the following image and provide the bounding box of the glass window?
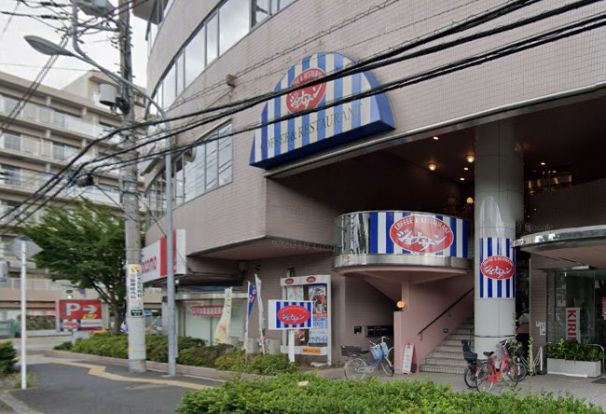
[206,13,219,65]
[279,0,294,10]
[53,143,79,162]
[218,124,232,185]
[219,0,250,55]
[205,138,218,190]
[174,156,185,206]
[185,27,206,85]
[163,65,176,108]
[0,165,21,186]
[1,132,21,151]
[176,52,185,97]
[253,0,271,26]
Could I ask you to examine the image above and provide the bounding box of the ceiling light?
[396,300,406,309]
[466,154,475,163]
[463,167,469,171]
[466,197,474,204]
[427,162,438,171]
[459,177,465,181]
[540,161,546,166]
[432,136,439,141]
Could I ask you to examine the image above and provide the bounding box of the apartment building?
[0,69,161,327]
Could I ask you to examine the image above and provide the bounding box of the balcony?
[335,211,471,270]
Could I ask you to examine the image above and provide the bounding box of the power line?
[0,1,20,42]
[0,0,597,230]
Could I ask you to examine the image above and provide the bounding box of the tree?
[22,200,126,333]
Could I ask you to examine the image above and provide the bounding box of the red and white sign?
[57,299,103,331]
[389,214,454,253]
[286,68,326,113]
[141,229,187,283]
[602,297,606,320]
[277,305,311,326]
[480,256,515,280]
[566,307,580,341]
[190,305,223,318]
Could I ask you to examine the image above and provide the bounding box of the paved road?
[5,361,221,414]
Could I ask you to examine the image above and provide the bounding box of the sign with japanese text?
[566,307,580,341]
[402,343,415,374]
[141,229,187,283]
[57,299,102,331]
[127,264,143,317]
[268,300,313,330]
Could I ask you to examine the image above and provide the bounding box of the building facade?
[0,70,161,330]
[136,0,606,372]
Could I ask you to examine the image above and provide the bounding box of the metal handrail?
[589,343,605,373]
[417,287,474,339]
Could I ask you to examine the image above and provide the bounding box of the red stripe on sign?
[160,236,167,277]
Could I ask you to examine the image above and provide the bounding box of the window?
[253,0,271,25]
[176,52,186,96]
[1,131,21,151]
[163,65,176,108]
[206,13,219,65]
[219,0,250,55]
[185,27,205,85]
[218,124,232,185]
[0,165,21,186]
[205,138,218,191]
[53,143,79,162]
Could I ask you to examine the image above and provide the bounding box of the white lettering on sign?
[66,303,80,316]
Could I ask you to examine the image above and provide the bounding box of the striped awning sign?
[268,300,313,330]
[479,237,516,299]
[250,52,395,169]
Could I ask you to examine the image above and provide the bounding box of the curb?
[0,392,43,414]
[45,350,269,381]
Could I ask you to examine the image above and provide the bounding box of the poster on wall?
[402,343,414,374]
[280,275,332,365]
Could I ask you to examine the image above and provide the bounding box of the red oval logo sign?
[284,278,294,285]
[389,215,454,253]
[306,276,316,283]
[277,305,310,326]
[480,256,515,280]
[286,68,326,113]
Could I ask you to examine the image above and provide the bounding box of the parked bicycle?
[342,336,394,380]
[475,340,520,392]
[461,339,482,388]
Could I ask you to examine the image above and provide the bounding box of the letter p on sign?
[65,303,80,316]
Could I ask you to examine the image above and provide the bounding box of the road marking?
[53,361,208,390]
[0,392,44,414]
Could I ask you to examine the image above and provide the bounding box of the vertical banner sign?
[127,264,143,317]
[602,297,606,320]
[402,343,414,374]
[255,274,266,354]
[479,237,515,299]
[214,288,233,344]
[566,307,580,341]
[243,282,257,353]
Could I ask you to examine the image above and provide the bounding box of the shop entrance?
[547,269,606,345]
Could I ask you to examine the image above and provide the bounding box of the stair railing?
[417,288,474,340]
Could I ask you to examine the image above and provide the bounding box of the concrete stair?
[419,317,474,375]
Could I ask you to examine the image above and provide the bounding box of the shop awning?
[514,224,606,268]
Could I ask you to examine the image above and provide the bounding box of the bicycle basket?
[370,344,383,362]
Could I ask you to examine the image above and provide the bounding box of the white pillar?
[474,120,523,354]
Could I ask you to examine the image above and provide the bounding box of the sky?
[0,0,148,90]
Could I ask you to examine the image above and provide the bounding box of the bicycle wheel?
[503,361,520,387]
[475,362,495,392]
[344,358,368,380]
[380,358,394,377]
[463,366,477,389]
[515,359,528,382]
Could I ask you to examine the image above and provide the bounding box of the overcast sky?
[0,0,148,90]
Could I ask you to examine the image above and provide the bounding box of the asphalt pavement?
[3,361,222,414]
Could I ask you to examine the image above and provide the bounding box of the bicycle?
[475,340,520,392]
[461,339,482,389]
[342,336,394,380]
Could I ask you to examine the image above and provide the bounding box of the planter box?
[547,358,602,378]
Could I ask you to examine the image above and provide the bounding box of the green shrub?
[214,350,297,375]
[546,339,604,361]
[0,342,17,376]
[177,374,604,414]
[178,344,233,367]
[54,341,73,351]
[71,332,128,358]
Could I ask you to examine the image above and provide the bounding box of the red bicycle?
[475,340,520,392]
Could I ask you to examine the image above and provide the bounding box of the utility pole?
[117,0,146,373]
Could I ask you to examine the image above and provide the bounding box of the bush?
[54,341,73,351]
[546,339,604,361]
[0,342,17,376]
[215,350,298,375]
[178,344,233,367]
[177,374,604,414]
[71,332,128,358]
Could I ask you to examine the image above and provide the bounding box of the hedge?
[177,374,604,414]
[0,342,17,376]
[214,350,297,375]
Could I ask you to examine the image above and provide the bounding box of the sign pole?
[19,240,26,390]
[288,329,295,363]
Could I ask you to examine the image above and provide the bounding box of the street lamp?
[25,33,178,376]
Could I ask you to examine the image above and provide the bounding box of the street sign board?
[268,300,313,330]
[57,299,103,331]
[10,236,42,259]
